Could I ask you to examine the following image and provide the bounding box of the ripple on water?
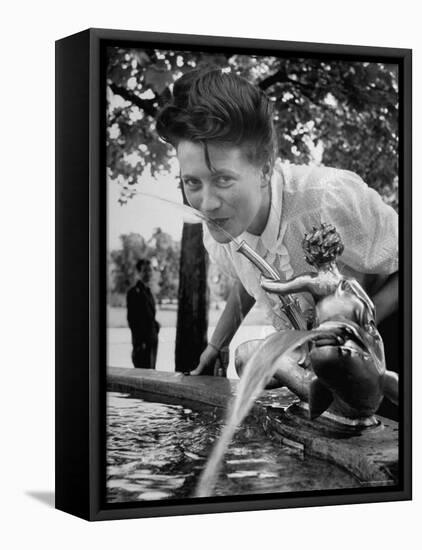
[106,392,361,503]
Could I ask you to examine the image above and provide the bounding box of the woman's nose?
[201,186,221,214]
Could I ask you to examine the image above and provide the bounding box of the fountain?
[107,201,399,500]
[195,223,398,496]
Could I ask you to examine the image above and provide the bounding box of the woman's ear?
[260,161,272,186]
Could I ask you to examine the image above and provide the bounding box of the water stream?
[135,190,240,243]
[194,330,327,496]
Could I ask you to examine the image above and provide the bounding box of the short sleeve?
[321,170,398,275]
[202,225,239,280]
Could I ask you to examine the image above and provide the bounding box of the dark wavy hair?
[156,67,277,170]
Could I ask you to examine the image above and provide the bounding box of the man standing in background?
[126,259,159,369]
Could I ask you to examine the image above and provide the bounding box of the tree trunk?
[175,223,209,372]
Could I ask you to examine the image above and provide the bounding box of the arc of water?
[134,191,240,243]
[194,328,339,497]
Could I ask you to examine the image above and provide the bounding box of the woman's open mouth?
[207,217,230,230]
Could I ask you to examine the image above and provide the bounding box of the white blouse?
[203,161,399,331]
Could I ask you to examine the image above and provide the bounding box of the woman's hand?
[189,344,220,376]
[186,281,255,377]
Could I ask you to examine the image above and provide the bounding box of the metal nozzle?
[235,241,280,280]
[235,240,307,330]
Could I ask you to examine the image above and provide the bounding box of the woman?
[156,67,399,389]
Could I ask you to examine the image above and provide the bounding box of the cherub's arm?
[260,270,342,301]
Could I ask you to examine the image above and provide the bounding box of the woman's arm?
[190,279,255,375]
[371,271,399,325]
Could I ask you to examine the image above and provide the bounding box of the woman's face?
[177,140,270,243]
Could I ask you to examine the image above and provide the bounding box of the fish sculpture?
[235,223,398,423]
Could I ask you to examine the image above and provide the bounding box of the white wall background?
[1,1,419,548]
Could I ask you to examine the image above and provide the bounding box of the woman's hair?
[156,67,277,170]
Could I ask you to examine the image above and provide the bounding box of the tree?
[175,224,209,372]
[149,228,180,304]
[109,233,148,295]
[109,229,180,305]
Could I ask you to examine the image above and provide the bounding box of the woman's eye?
[215,176,233,186]
[183,178,201,189]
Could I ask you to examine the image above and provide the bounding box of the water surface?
[107,392,361,503]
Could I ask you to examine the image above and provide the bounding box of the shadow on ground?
[26,491,55,508]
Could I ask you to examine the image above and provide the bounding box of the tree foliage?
[109,233,148,295]
[109,229,180,302]
[150,228,180,303]
[107,47,398,209]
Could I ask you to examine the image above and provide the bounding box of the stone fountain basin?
[107,367,399,486]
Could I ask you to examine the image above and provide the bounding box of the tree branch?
[258,67,396,110]
[258,69,320,105]
[108,83,158,117]
[258,69,288,90]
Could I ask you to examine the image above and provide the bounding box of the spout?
[235,240,280,280]
[235,240,307,330]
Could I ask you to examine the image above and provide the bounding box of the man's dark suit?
[126,281,159,369]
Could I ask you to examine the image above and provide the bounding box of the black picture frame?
[55,27,412,521]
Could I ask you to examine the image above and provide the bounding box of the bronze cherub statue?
[235,223,398,424]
